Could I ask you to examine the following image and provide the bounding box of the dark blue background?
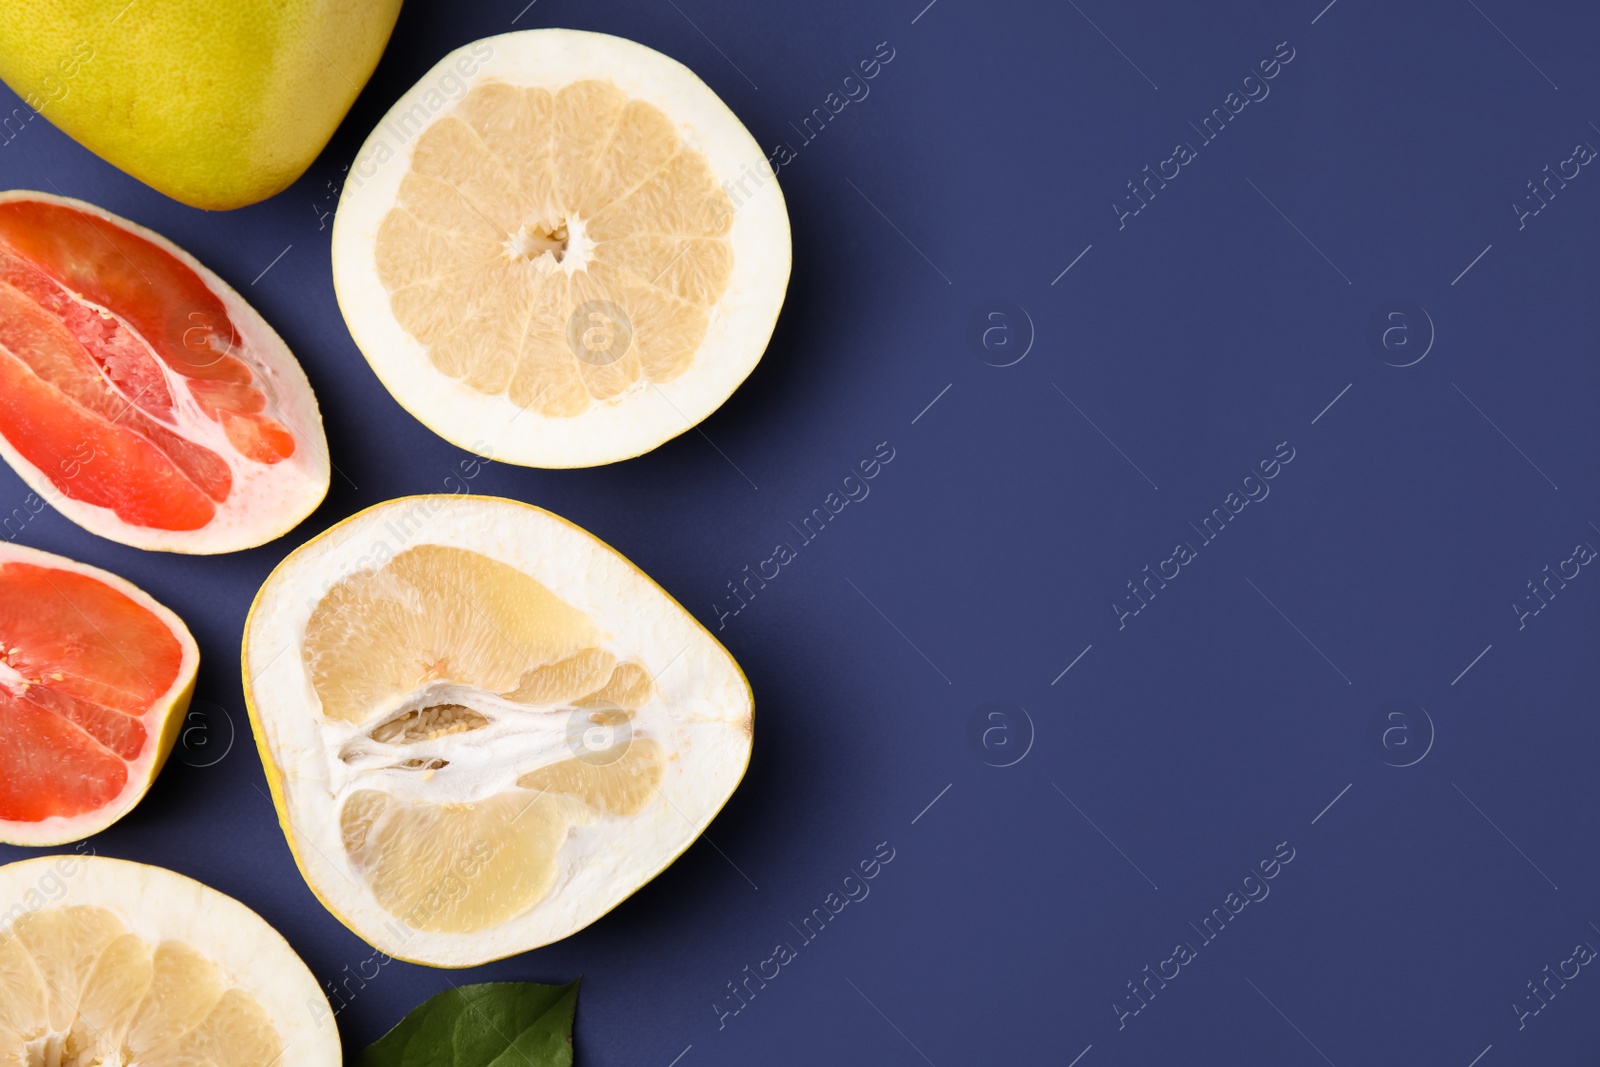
[3,0,1598,1063]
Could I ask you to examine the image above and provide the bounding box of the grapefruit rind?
[331,29,791,469]
[0,855,340,1064]
[0,191,331,553]
[0,543,198,847]
[241,495,754,967]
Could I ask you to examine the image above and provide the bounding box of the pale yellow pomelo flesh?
[242,495,754,966]
[333,30,791,468]
[372,79,736,414]
[0,856,339,1064]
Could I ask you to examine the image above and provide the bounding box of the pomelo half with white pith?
[0,543,198,847]
[0,855,340,1064]
[242,495,754,966]
[0,191,330,553]
[331,29,791,468]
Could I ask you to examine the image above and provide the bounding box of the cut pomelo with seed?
[0,192,330,552]
[0,855,340,1064]
[0,543,198,847]
[242,495,753,966]
[331,30,791,468]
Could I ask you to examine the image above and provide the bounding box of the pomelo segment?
[243,495,754,966]
[0,192,330,552]
[332,29,791,468]
[0,855,340,1064]
[0,543,198,847]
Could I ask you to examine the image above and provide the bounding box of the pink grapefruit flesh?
[0,191,329,552]
[0,542,198,845]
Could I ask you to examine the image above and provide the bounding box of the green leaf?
[358,980,580,1067]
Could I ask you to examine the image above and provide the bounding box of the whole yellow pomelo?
[0,0,403,209]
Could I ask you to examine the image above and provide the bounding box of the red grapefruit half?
[0,191,330,553]
[0,542,198,845]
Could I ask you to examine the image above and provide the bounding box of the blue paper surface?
[2,0,1597,1062]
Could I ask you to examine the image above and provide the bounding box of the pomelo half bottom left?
[0,855,340,1064]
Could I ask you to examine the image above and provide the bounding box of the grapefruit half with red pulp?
[0,542,198,845]
[0,191,329,552]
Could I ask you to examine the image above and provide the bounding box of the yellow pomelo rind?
[0,0,401,210]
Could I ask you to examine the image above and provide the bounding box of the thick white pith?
[327,680,655,806]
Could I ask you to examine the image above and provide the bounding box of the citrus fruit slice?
[0,855,340,1064]
[331,29,791,468]
[0,191,330,552]
[242,495,754,966]
[0,543,197,847]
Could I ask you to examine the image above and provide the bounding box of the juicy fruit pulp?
[0,544,196,846]
[0,563,179,825]
[309,544,667,934]
[0,197,292,533]
[0,194,332,552]
[244,496,755,965]
[374,80,735,417]
[0,905,282,1064]
[0,857,340,1065]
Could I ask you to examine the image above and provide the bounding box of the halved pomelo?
[331,29,791,468]
[0,543,197,847]
[242,495,753,966]
[0,191,330,552]
[0,855,340,1064]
